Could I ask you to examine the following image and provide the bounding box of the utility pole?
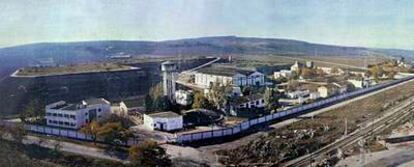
[358,138,366,167]
[344,117,348,136]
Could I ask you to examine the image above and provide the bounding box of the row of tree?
[192,83,281,112]
[80,115,133,146]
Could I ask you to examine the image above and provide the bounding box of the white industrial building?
[45,98,111,129]
[290,61,301,72]
[318,85,336,98]
[317,66,345,75]
[194,67,265,88]
[231,94,266,109]
[286,89,310,99]
[309,92,321,100]
[111,101,128,117]
[347,78,368,88]
[274,70,293,79]
[143,111,183,131]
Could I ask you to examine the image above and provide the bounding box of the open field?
[217,79,414,166]
[234,54,390,72]
[15,63,134,77]
[301,55,388,68]
[109,55,205,64]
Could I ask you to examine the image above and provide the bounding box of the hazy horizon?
[1,0,413,50]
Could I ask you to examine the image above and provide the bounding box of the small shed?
[143,111,183,131]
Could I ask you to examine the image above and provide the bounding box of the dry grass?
[218,80,414,165]
[17,63,133,76]
[233,54,390,70]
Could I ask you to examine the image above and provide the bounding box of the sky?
[0,0,413,49]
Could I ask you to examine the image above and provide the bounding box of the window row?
[48,120,76,127]
[46,112,76,119]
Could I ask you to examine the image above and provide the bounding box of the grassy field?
[302,55,388,68]
[16,63,134,77]
[109,55,206,64]
[217,79,414,166]
[233,54,390,71]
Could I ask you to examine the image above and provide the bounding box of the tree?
[192,91,212,109]
[20,99,45,123]
[96,122,133,147]
[242,86,252,96]
[129,140,171,167]
[153,96,170,111]
[96,122,123,143]
[368,65,384,81]
[147,82,171,111]
[207,83,232,109]
[144,95,154,111]
[300,68,316,79]
[263,87,280,111]
[149,82,164,100]
[80,121,100,144]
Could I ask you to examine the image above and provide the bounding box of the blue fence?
[176,76,414,143]
[25,124,140,146]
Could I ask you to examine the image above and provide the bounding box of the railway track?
[283,97,414,167]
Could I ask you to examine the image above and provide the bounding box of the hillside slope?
[1,36,413,77]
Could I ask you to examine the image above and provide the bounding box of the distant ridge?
[0,36,413,77]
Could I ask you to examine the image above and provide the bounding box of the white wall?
[46,103,111,129]
[237,98,265,109]
[195,71,265,87]
[143,114,183,131]
[195,73,233,87]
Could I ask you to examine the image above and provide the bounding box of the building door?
[88,109,97,121]
[160,123,166,131]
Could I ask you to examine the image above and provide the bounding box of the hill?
[1,36,413,78]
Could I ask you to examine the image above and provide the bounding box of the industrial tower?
[161,61,178,102]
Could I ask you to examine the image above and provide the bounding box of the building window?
[98,108,101,112]
[52,113,57,116]
[46,112,51,116]
[48,120,52,123]
[262,99,265,103]
[256,100,259,105]
[58,121,63,125]
[57,113,63,117]
[70,115,76,119]
[64,122,69,125]
[64,114,69,118]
